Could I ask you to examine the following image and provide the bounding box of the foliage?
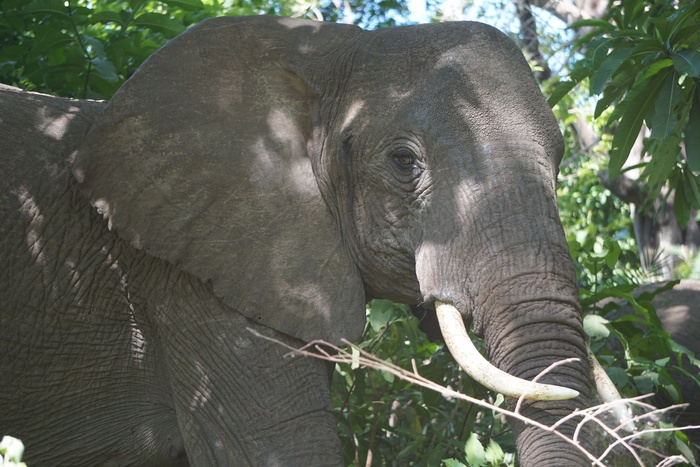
[557,150,645,290]
[581,279,700,459]
[332,301,516,466]
[549,76,645,289]
[546,4,700,454]
[549,0,700,226]
[667,244,700,279]
[554,102,700,456]
[0,0,322,99]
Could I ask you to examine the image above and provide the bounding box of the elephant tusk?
[588,349,634,431]
[435,301,580,401]
[588,348,621,404]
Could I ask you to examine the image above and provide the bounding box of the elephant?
[1,16,604,465]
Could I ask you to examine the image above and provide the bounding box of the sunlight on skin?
[36,106,80,141]
[17,189,46,266]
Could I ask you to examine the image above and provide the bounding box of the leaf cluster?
[549,0,700,226]
[556,148,644,289]
[582,281,700,459]
[0,0,301,99]
[332,300,516,466]
[557,144,698,457]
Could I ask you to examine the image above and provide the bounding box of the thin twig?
[248,329,696,466]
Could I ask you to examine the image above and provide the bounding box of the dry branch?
[248,328,698,465]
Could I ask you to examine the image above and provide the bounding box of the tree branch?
[248,328,698,465]
[515,0,552,81]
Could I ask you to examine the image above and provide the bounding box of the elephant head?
[72,16,594,464]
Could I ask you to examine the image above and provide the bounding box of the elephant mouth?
[436,302,624,406]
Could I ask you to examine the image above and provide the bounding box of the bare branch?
[515,0,552,81]
[248,328,697,465]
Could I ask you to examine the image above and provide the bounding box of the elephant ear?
[73,16,367,344]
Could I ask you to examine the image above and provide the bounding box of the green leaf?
[161,0,204,9]
[584,314,611,339]
[442,459,466,467]
[682,169,700,209]
[368,300,393,332]
[484,440,505,464]
[655,356,671,368]
[629,38,666,60]
[674,182,691,228]
[686,93,700,173]
[594,67,637,118]
[493,393,505,407]
[671,49,700,78]
[673,23,700,48]
[606,366,628,389]
[651,15,675,45]
[24,0,70,18]
[591,48,633,96]
[88,11,125,26]
[639,58,674,81]
[608,70,670,179]
[588,38,613,72]
[128,0,144,9]
[675,435,697,463]
[548,79,579,108]
[82,34,106,59]
[133,13,186,38]
[29,29,73,57]
[606,240,621,270]
[569,19,614,30]
[465,433,486,467]
[610,29,649,40]
[634,372,657,394]
[642,137,681,192]
[649,74,682,140]
[91,57,118,83]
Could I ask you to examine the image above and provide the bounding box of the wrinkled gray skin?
[0,16,593,466]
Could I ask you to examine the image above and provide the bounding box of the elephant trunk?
[415,153,596,465]
[427,268,595,465]
[472,273,594,466]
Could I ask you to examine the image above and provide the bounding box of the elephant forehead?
[345,30,552,141]
[358,22,528,82]
[363,21,512,57]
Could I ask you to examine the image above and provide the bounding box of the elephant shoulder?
[0,85,104,189]
[0,86,107,263]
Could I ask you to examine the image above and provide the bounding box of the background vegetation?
[1,0,699,464]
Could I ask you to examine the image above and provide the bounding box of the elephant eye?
[393,150,417,169]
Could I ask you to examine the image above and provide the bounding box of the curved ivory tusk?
[588,349,621,404]
[588,348,634,431]
[435,301,580,401]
